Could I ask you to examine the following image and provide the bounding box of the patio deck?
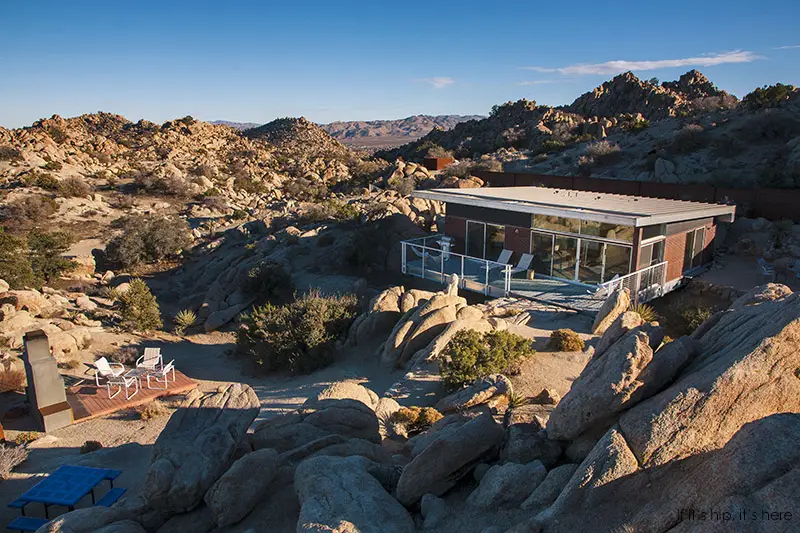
[66,370,197,422]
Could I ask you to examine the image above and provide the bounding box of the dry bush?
[585,140,622,165]
[741,111,800,142]
[57,360,82,370]
[80,440,103,454]
[108,346,138,365]
[136,400,170,420]
[57,177,93,198]
[390,407,443,434]
[0,145,23,161]
[669,124,708,154]
[0,444,28,479]
[13,432,40,446]
[0,369,26,393]
[1,195,57,231]
[548,329,585,352]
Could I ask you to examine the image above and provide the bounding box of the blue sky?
[1,0,799,128]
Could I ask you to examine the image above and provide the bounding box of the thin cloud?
[517,79,570,86]
[522,50,762,76]
[420,77,455,89]
[773,44,800,50]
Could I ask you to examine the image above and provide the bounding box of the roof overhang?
[412,188,736,227]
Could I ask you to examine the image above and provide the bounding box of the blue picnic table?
[18,465,109,515]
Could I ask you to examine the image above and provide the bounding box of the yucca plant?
[507,391,529,409]
[173,309,197,336]
[632,303,658,323]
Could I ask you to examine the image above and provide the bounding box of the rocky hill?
[209,120,260,131]
[320,114,484,150]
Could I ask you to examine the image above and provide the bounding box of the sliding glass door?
[530,231,632,284]
[553,236,578,281]
[466,221,505,261]
[530,232,554,276]
[466,221,485,259]
[578,240,604,285]
[683,228,705,272]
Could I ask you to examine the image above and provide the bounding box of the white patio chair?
[94,357,125,387]
[481,249,513,271]
[146,360,176,390]
[758,257,775,281]
[106,374,139,400]
[136,347,163,372]
[510,253,534,275]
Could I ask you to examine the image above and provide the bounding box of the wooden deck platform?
[66,370,197,422]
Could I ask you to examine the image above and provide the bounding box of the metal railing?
[594,261,668,305]
[401,237,512,297]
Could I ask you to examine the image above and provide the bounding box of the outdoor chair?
[136,347,162,372]
[589,274,621,299]
[758,257,775,281]
[146,360,176,390]
[93,357,125,387]
[510,253,534,276]
[481,249,513,271]
[106,373,139,400]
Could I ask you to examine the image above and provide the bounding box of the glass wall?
[466,221,484,259]
[604,244,632,280]
[579,240,604,285]
[553,236,578,280]
[486,224,505,262]
[683,228,705,272]
[579,220,635,243]
[639,240,665,269]
[531,232,554,276]
[465,221,505,261]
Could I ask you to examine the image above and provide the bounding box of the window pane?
[605,244,631,280]
[530,232,553,276]
[553,236,578,280]
[578,240,603,285]
[533,215,580,234]
[486,224,505,262]
[683,231,695,272]
[641,224,666,240]
[580,221,634,242]
[466,221,484,259]
[640,240,664,269]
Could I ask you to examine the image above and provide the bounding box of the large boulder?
[0,290,48,315]
[142,384,260,514]
[592,310,643,358]
[33,507,134,533]
[434,374,512,413]
[204,448,280,527]
[295,456,414,533]
[501,426,562,468]
[466,461,547,509]
[311,381,379,411]
[301,398,381,443]
[347,286,404,346]
[520,463,578,512]
[547,325,675,441]
[396,414,504,506]
[591,288,630,335]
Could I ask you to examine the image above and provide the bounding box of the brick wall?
[703,223,717,264]
[664,233,687,283]
[504,225,531,261]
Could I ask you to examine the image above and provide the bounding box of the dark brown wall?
[504,225,531,261]
[664,233,687,282]
[444,216,466,253]
[474,171,800,220]
[447,203,532,228]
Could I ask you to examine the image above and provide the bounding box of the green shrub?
[57,177,93,198]
[632,303,658,323]
[303,199,360,223]
[80,441,103,454]
[440,329,535,389]
[0,145,22,162]
[627,118,651,132]
[548,329,585,352]
[507,391,529,409]
[236,291,360,374]
[539,139,567,153]
[244,261,293,303]
[390,407,443,434]
[105,214,190,269]
[743,83,796,109]
[173,309,197,335]
[119,278,163,332]
[682,306,713,332]
[27,229,76,282]
[0,229,35,289]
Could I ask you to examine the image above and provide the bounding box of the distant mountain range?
[213,114,484,150]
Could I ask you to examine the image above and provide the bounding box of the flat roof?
[412,186,736,227]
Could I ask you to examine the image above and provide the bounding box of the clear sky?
[1,0,799,128]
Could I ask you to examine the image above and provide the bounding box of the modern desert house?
[401,187,736,311]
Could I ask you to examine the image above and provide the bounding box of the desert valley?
[0,65,798,533]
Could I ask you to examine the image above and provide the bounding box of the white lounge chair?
[758,257,775,281]
[95,357,138,400]
[589,274,621,299]
[137,347,163,372]
[147,360,176,390]
[94,357,125,387]
[510,253,534,275]
[482,249,513,271]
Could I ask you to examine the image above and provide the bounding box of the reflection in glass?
[579,240,603,284]
[486,224,505,262]
[580,220,635,242]
[530,232,553,276]
[604,244,632,280]
[533,215,580,234]
[466,221,485,259]
[639,240,664,269]
[553,236,578,280]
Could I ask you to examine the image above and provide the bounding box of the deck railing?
[401,236,512,297]
[595,261,668,305]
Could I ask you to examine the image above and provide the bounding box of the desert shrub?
[283,177,329,201]
[743,83,796,109]
[119,278,163,332]
[173,309,197,335]
[46,126,68,144]
[233,174,268,194]
[108,346,138,365]
[302,199,360,224]
[0,369,25,393]
[0,444,28,479]
[236,291,360,374]
[669,124,707,154]
[626,118,651,132]
[390,407,443,434]
[201,194,228,212]
[507,391,529,409]
[136,400,169,420]
[632,303,658,323]
[42,160,62,171]
[58,359,82,370]
[548,329,585,352]
[57,177,93,198]
[419,142,453,159]
[190,164,215,178]
[105,214,190,269]
[741,111,800,142]
[33,172,60,191]
[440,329,535,389]
[244,261,293,303]
[585,140,622,165]
[27,229,76,282]
[0,145,22,161]
[79,440,103,454]
[386,174,415,195]
[539,139,567,153]
[231,209,248,220]
[682,306,714,332]
[1,195,57,231]
[13,432,40,446]
[350,158,390,183]
[0,229,35,288]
